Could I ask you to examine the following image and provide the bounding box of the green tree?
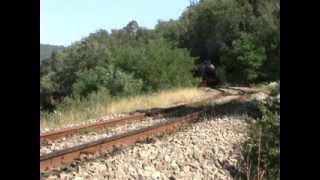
[155,0,279,83]
[40,22,197,111]
[220,32,267,83]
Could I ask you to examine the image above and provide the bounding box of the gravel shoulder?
[41,117,170,156]
[40,92,247,156]
[43,115,250,180]
[41,88,272,180]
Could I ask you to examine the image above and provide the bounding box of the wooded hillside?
[40,44,64,61]
[40,0,279,111]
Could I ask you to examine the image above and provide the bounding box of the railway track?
[40,87,263,172]
[40,113,146,144]
[40,111,202,172]
[40,91,225,144]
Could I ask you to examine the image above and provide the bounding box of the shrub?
[72,66,143,98]
[237,93,280,180]
[40,28,197,111]
[220,33,267,84]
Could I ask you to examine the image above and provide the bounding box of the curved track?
[40,87,261,172]
[40,91,225,143]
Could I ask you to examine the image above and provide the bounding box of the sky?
[41,0,191,46]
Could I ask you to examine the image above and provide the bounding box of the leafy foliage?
[40,24,197,110]
[41,0,280,111]
[155,0,280,83]
[237,88,280,180]
[40,44,64,62]
[219,32,267,83]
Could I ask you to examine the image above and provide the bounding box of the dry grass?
[40,87,207,130]
[106,88,206,113]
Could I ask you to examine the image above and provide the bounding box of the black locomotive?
[192,60,219,87]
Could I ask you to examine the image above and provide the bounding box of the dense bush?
[111,38,197,91]
[71,65,144,98]
[237,86,280,180]
[41,0,280,111]
[156,0,280,84]
[40,22,197,111]
[219,32,267,83]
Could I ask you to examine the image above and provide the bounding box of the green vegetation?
[41,88,206,129]
[200,83,279,180]
[237,84,280,180]
[158,0,279,83]
[40,1,280,176]
[40,44,64,62]
[40,26,197,111]
[41,0,279,112]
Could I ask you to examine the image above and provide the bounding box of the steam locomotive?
[192,60,219,88]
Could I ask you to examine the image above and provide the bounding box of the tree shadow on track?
[201,99,263,119]
[160,98,263,122]
[136,86,263,120]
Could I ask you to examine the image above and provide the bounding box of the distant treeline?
[40,0,279,111]
[40,44,64,62]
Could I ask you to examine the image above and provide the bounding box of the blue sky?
[41,0,191,46]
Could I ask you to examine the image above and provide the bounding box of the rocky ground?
[41,84,277,180]
[40,92,253,156]
[43,115,250,180]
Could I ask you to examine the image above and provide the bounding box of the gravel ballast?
[40,93,249,156]
[41,89,271,180]
[43,115,249,180]
[40,117,170,156]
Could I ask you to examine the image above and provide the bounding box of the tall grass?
[239,108,280,180]
[236,83,280,180]
[40,87,207,129]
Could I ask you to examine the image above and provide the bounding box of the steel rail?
[40,113,145,143]
[40,111,202,172]
[40,92,225,143]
